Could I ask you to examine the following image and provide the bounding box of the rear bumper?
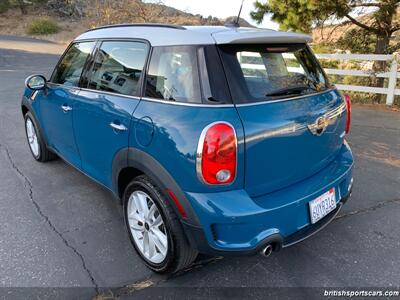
[183,141,354,255]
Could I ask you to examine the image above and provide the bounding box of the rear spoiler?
[212,28,312,44]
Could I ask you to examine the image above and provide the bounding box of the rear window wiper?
[265,84,317,98]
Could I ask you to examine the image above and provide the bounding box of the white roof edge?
[74,25,312,46]
[74,26,215,46]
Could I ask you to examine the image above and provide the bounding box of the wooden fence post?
[386,58,397,106]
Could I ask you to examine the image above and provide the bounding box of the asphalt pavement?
[0,38,399,299]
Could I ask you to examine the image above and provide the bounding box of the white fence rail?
[315,53,399,106]
[239,52,398,105]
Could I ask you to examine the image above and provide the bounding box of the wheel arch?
[21,96,52,149]
[21,104,29,116]
[21,96,33,117]
[113,148,201,226]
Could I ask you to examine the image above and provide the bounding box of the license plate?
[309,188,336,224]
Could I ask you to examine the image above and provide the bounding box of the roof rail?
[85,23,186,33]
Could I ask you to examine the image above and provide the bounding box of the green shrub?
[26,17,60,35]
[0,0,10,13]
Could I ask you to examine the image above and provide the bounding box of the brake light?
[197,122,237,185]
[344,94,351,134]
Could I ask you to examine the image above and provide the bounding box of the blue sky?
[161,0,279,29]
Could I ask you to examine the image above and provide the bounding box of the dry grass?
[0,9,86,44]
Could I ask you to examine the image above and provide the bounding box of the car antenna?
[225,0,245,28]
[235,0,245,27]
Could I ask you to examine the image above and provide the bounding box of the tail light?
[344,94,351,134]
[197,122,237,185]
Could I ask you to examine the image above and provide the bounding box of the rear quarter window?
[145,46,202,104]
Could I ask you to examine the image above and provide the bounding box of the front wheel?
[24,111,57,162]
[123,175,197,273]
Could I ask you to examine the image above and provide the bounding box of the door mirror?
[25,74,47,90]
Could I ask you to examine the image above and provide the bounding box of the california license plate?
[309,188,336,224]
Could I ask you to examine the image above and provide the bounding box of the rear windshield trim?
[234,87,336,107]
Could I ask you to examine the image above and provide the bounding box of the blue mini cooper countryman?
[22,24,354,273]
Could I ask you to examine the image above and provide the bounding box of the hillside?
[0,1,253,44]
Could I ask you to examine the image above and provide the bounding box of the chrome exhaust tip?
[261,244,273,257]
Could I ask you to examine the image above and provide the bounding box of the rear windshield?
[218,44,330,104]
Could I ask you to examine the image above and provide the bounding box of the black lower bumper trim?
[181,221,283,256]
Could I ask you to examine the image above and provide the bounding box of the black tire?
[24,111,57,162]
[123,175,198,273]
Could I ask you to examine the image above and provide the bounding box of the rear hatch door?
[236,91,346,197]
[218,43,347,197]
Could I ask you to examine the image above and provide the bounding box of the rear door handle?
[110,122,128,132]
[61,105,72,113]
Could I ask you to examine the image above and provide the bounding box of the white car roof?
[75,24,312,46]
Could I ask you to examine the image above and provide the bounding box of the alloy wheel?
[127,190,168,263]
[26,118,40,157]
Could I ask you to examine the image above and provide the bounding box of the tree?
[251,0,400,103]
[251,0,400,55]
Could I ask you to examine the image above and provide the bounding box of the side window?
[145,46,202,103]
[52,42,95,87]
[87,41,149,96]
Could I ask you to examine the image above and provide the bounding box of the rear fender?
[112,148,201,226]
